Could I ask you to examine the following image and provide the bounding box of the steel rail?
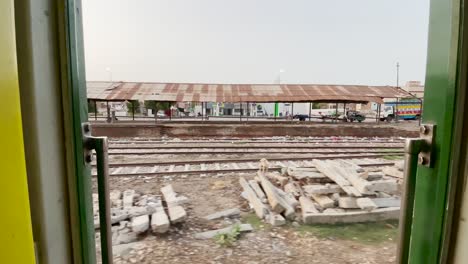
[95,152,403,168]
[93,160,398,177]
[108,144,404,150]
[106,149,404,156]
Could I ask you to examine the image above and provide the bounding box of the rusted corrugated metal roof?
[86,81,413,104]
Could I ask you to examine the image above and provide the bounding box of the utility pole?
[396,62,400,87]
[396,62,400,122]
[106,67,112,82]
[275,69,285,119]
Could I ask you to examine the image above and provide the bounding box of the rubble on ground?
[204,208,241,220]
[240,159,403,226]
[93,184,188,245]
[193,224,253,240]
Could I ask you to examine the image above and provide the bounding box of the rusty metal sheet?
[87,81,414,103]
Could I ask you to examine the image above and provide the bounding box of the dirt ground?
[93,172,398,264]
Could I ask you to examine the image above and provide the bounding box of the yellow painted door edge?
[0,1,36,263]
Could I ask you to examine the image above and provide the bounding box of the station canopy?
[87,81,414,104]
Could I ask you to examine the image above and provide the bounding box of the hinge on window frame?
[81,122,113,264]
[398,124,436,263]
[418,124,436,167]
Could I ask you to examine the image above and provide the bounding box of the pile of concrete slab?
[93,184,188,245]
[240,159,403,226]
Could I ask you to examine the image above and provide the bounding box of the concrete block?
[241,191,249,200]
[336,160,365,173]
[149,199,170,233]
[239,177,269,219]
[372,197,401,208]
[376,192,392,198]
[115,228,139,245]
[112,199,123,208]
[313,160,362,197]
[194,224,253,239]
[151,212,170,234]
[382,167,404,179]
[94,210,130,229]
[135,195,148,207]
[356,198,377,211]
[248,180,267,203]
[93,193,99,215]
[310,194,335,209]
[118,221,129,230]
[110,190,122,201]
[113,241,142,256]
[368,180,399,193]
[284,182,302,197]
[94,216,99,229]
[286,167,325,180]
[167,205,187,223]
[276,186,299,208]
[131,215,150,234]
[302,207,400,224]
[126,206,157,218]
[123,190,136,209]
[299,196,319,223]
[112,210,130,223]
[268,213,286,226]
[323,208,346,214]
[331,193,341,201]
[303,184,342,194]
[258,173,287,213]
[161,184,189,206]
[367,172,384,181]
[395,160,404,171]
[204,208,241,220]
[338,197,358,209]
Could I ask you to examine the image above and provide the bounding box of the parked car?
[293,114,309,121]
[345,110,366,122]
[157,110,166,117]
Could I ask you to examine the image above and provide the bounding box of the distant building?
[192,102,314,117]
[402,81,424,98]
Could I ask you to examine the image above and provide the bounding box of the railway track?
[97,137,404,177]
[108,144,404,150]
[94,154,402,177]
[107,140,404,155]
[107,149,403,155]
[108,139,405,145]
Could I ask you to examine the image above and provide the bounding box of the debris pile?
[240,159,403,226]
[93,184,188,245]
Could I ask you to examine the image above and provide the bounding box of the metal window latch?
[397,123,436,264]
[418,124,436,167]
[82,122,94,164]
[81,122,113,264]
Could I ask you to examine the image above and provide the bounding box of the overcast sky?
[82,0,430,86]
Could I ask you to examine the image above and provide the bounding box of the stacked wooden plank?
[240,159,402,226]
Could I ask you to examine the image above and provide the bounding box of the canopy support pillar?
[419,99,423,126]
[106,101,111,123]
[395,97,399,122]
[377,104,381,123]
[343,103,347,122]
[335,102,338,123]
[94,100,97,121]
[240,102,243,122]
[274,102,278,121]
